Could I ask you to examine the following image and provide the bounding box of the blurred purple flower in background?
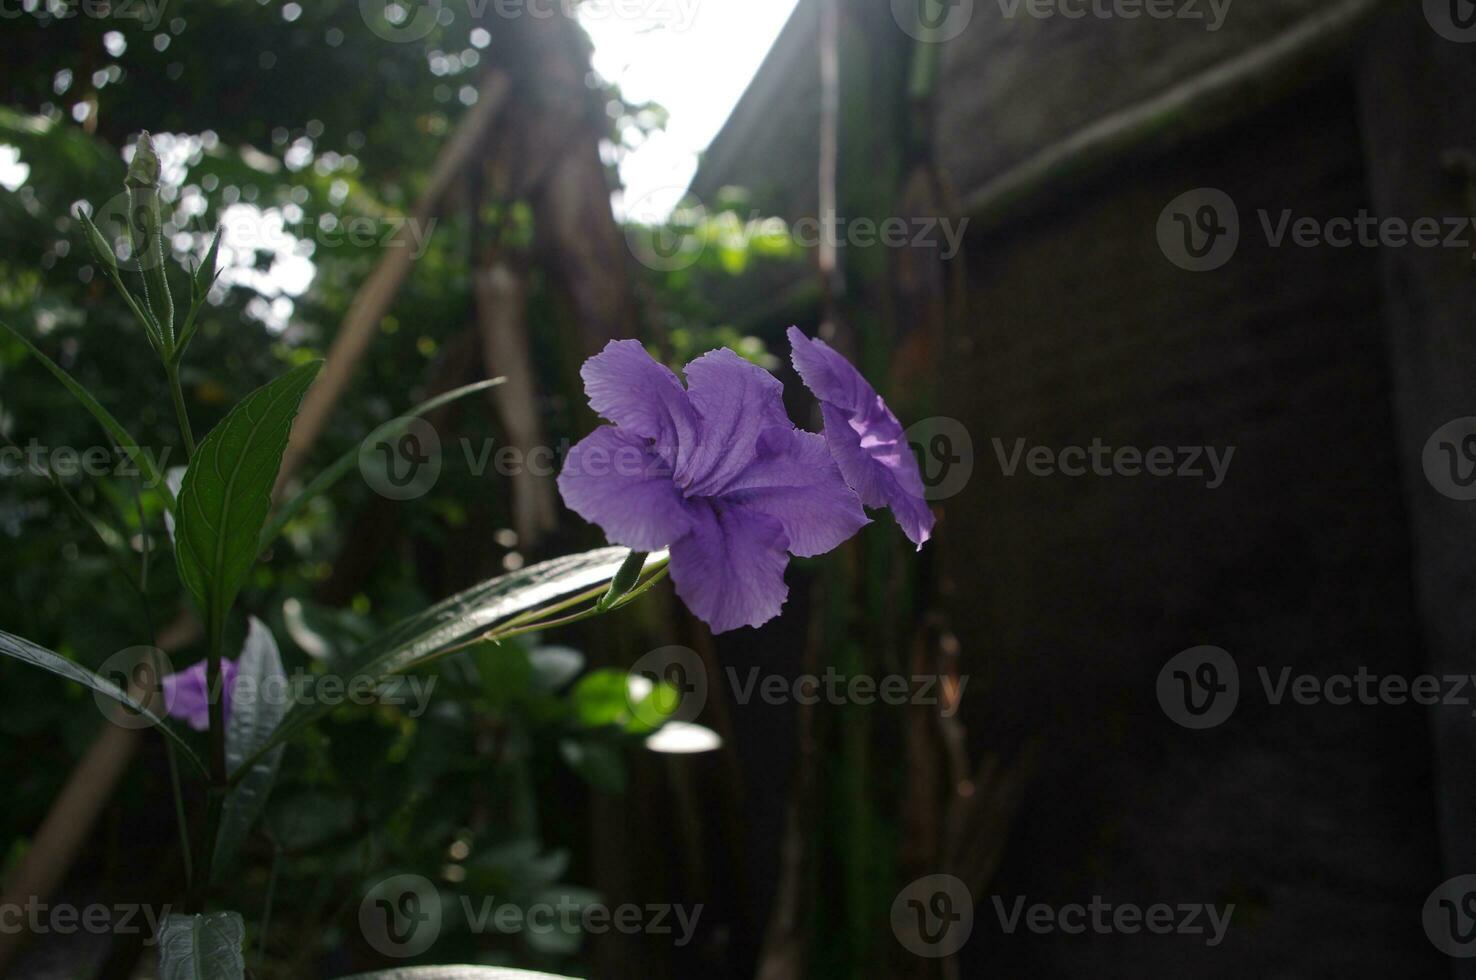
[787,327,935,549]
[163,658,239,731]
[558,340,868,633]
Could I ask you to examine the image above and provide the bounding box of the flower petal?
[787,326,873,414]
[668,499,791,633]
[790,328,936,550]
[823,404,935,549]
[163,658,238,731]
[719,425,868,557]
[676,347,793,497]
[580,339,697,471]
[557,426,693,550]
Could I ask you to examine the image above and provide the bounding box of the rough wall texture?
[934,0,1355,199]
[940,74,1443,975]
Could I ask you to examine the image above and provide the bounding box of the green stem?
[164,729,194,889]
[165,362,196,458]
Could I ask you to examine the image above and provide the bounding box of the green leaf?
[175,362,321,639]
[570,669,673,733]
[229,548,646,784]
[0,319,174,508]
[0,628,207,778]
[342,969,579,980]
[212,618,287,877]
[569,670,630,729]
[157,911,245,980]
[258,377,503,551]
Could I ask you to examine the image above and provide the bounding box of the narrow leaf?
[259,377,504,551]
[0,629,207,777]
[231,548,663,782]
[175,363,321,635]
[157,912,245,980]
[213,618,287,876]
[0,319,173,507]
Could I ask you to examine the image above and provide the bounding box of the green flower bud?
[124,131,161,189]
[125,131,175,347]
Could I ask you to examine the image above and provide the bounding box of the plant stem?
[192,614,228,908]
[164,730,194,890]
[165,363,196,458]
[190,787,223,910]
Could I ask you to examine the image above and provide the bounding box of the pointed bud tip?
[124,133,161,189]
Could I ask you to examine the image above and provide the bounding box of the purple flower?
[163,658,239,731]
[558,340,868,633]
[787,327,935,549]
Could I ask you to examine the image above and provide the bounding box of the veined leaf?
[259,377,504,551]
[0,319,174,508]
[0,629,207,778]
[230,548,666,784]
[212,618,287,877]
[175,363,321,638]
[157,912,245,980]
